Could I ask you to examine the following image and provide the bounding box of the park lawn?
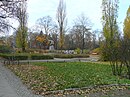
[6,62,130,95]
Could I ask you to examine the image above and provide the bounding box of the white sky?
[27,0,130,31]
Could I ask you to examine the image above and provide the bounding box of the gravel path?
[0,62,43,97]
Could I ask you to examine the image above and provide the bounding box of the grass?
[6,62,130,95]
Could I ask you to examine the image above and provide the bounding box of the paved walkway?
[0,62,43,97]
[0,73,19,97]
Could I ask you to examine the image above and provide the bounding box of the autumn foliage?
[36,31,49,49]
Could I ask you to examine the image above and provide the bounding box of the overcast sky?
[27,0,130,31]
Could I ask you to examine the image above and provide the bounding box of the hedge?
[0,53,88,60]
[0,45,13,53]
[0,53,54,60]
[0,54,28,60]
[31,54,54,60]
[54,54,89,58]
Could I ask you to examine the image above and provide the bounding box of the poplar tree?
[56,0,67,51]
[16,0,28,52]
[102,0,119,41]
[124,6,130,39]
[101,0,120,75]
[122,6,130,79]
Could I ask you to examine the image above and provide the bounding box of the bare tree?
[0,0,23,33]
[71,25,83,49]
[91,30,99,49]
[56,0,67,51]
[63,30,77,50]
[36,16,53,37]
[50,24,59,50]
[74,14,91,53]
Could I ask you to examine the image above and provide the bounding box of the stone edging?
[42,84,130,96]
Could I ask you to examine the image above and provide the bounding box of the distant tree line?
[0,0,100,53]
[27,0,98,52]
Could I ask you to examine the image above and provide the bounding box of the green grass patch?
[6,62,130,94]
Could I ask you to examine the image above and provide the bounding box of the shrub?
[75,48,81,54]
[54,54,89,58]
[73,54,89,58]
[0,45,13,53]
[14,55,28,60]
[83,49,90,54]
[54,54,73,58]
[91,48,100,55]
[15,48,22,53]
[31,54,54,60]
